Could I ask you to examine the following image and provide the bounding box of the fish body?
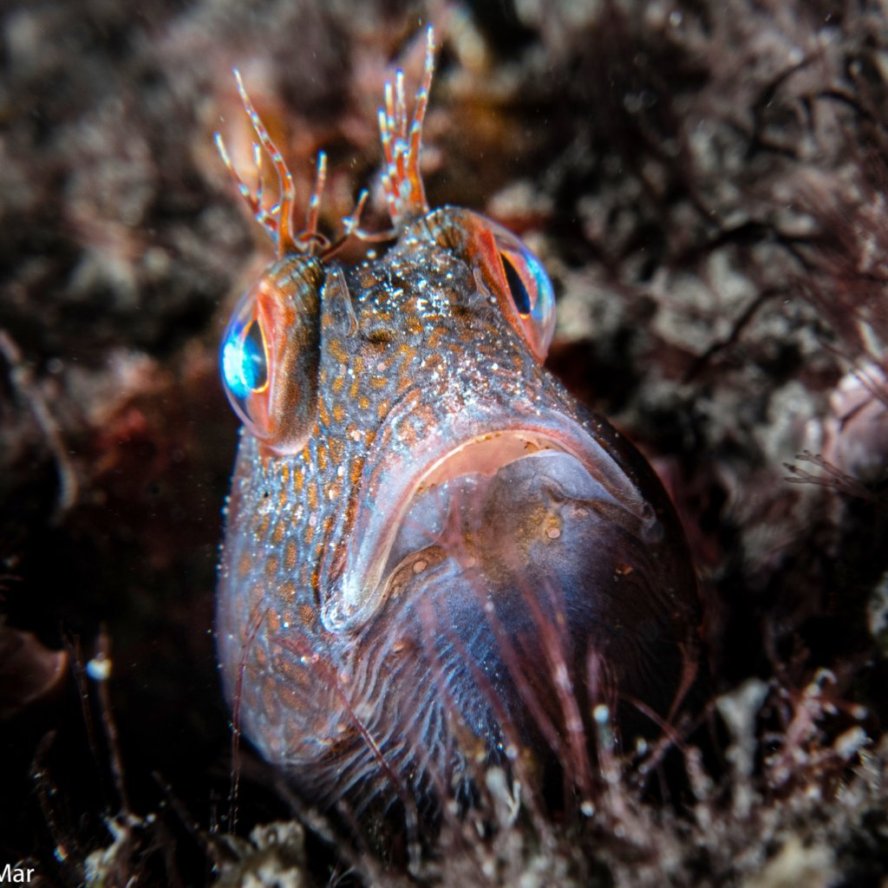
[215,31,701,806]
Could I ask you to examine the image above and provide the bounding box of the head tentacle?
[378,25,436,229]
[215,71,330,259]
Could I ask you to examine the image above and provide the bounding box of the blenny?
[215,29,702,808]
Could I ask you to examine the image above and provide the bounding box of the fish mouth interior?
[380,430,602,587]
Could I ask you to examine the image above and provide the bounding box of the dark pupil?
[243,320,268,390]
[502,255,531,315]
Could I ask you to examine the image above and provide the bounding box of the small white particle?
[87,655,112,681]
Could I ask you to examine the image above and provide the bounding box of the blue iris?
[522,250,555,327]
[222,319,267,400]
[501,245,555,327]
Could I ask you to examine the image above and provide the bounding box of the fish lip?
[319,391,648,635]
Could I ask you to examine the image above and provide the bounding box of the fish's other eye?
[491,226,556,360]
[219,257,323,454]
[423,208,557,362]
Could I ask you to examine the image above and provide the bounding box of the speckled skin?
[216,37,702,807]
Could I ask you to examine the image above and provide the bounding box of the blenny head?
[215,28,703,811]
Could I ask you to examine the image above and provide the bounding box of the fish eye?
[501,255,532,314]
[422,208,558,362]
[218,257,324,453]
[476,216,556,361]
[493,230,556,359]
[221,293,269,428]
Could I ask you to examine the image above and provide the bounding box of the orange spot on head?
[398,422,417,448]
[285,540,298,571]
[412,402,435,430]
[328,339,347,363]
[299,603,315,628]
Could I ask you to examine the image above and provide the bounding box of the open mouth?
[382,432,564,576]
[381,431,633,586]
[319,394,649,635]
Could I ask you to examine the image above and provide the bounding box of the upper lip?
[318,388,647,634]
